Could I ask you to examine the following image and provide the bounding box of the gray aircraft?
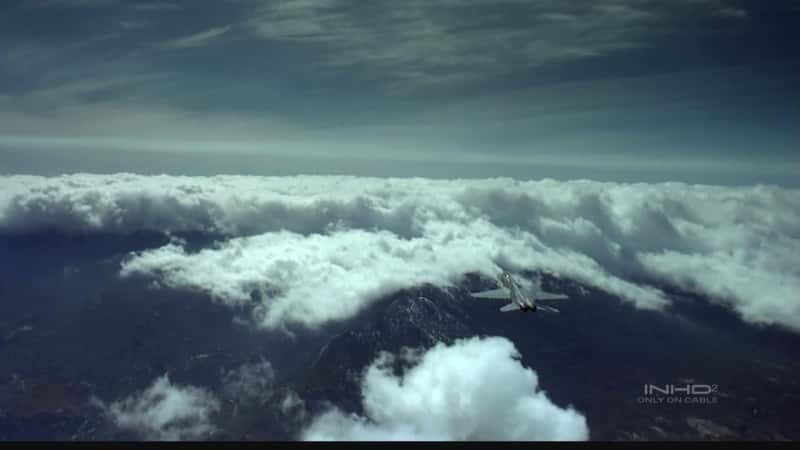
[469,272,568,313]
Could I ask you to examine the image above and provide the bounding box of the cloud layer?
[92,375,220,441]
[301,336,589,440]
[2,174,798,330]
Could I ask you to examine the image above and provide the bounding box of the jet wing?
[500,303,522,312]
[526,285,568,301]
[469,287,511,300]
[534,291,568,301]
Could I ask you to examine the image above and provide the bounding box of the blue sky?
[0,0,798,184]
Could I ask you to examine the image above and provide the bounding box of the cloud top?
[301,336,589,440]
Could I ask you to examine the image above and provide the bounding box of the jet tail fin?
[538,304,560,313]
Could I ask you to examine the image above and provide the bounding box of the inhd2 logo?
[638,383,720,405]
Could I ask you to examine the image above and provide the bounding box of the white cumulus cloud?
[92,375,221,441]
[1,174,798,331]
[301,336,589,441]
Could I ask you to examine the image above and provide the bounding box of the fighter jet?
[469,272,568,313]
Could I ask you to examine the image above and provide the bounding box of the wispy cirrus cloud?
[244,0,747,91]
[158,25,232,49]
[715,7,749,19]
[4,0,762,94]
[26,0,179,9]
[130,2,182,12]
[25,0,121,8]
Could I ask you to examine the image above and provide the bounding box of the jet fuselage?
[498,272,537,312]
